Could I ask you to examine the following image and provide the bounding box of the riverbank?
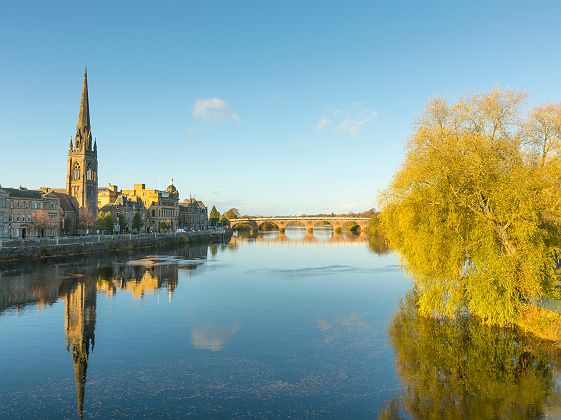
[0,230,231,263]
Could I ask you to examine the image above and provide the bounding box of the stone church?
[66,67,98,211]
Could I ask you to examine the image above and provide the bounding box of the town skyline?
[1,1,561,215]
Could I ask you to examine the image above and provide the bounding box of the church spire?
[77,66,90,132]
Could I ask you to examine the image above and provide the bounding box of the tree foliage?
[380,89,561,326]
[78,205,97,232]
[132,212,142,232]
[32,209,54,236]
[159,220,171,232]
[96,211,114,234]
[221,208,240,221]
[118,215,126,232]
[64,217,73,235]
[209,206,220,223]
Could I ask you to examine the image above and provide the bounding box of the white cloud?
[193,97,240,123]
[317,104,377,135]
[316,117,331,130]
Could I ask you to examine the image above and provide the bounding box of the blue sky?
[1,1,560,215]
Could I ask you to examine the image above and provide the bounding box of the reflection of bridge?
[228,217,371,232]
[230,230,369,246]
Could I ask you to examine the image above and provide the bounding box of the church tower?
[66,67,98,210]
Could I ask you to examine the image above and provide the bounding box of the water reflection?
[0,244,209,418]
[191,322,241,352]
[61,278,96,419]
[233,226,388,254]
[387,293,561,419]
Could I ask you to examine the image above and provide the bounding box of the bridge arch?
[257,221,280,231]
[312,220,335,229]
[285,220,307,229]
[231,221,258,234]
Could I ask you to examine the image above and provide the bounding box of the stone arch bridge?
[228,217,371,233]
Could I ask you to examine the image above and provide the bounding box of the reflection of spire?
[64,279,96,419]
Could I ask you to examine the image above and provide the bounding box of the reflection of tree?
[378,400,401,420]
[368,233,388,255]
[388,293,561,419]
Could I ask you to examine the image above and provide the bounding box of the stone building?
[97,183,120,208]
[179,197,208,231]
[121,183,179,232]
[4,187,61,238]
[66,68,98,211]
[98,195,148,233]
[0,187,9,239]
[52,190,80,235]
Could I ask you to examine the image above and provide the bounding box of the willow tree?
[380,89,561,326]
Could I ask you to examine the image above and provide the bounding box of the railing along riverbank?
[0,229,231,263]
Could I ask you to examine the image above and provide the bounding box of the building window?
[86,166,95,181]
[73,164,80,180]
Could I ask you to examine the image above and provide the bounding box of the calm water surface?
[1,227,560,419]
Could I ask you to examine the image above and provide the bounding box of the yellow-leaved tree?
[380,89,561,326]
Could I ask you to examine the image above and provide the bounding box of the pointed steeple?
[69,137,73,150]
[77,66,91,133]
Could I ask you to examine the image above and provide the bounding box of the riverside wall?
[0,230,231,263]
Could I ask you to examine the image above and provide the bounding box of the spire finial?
[77,67,91,132]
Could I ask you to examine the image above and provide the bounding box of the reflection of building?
[179,197,208,231]
[61,278,97,419]
[0,271,63,313]
[0,245,211,417]
[96,262,181,301]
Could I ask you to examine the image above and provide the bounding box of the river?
[0,227,560,418]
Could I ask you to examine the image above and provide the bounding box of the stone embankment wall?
[0,230,231,263]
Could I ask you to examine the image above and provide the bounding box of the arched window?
[73,164,80,180]
[86,166,95,181]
